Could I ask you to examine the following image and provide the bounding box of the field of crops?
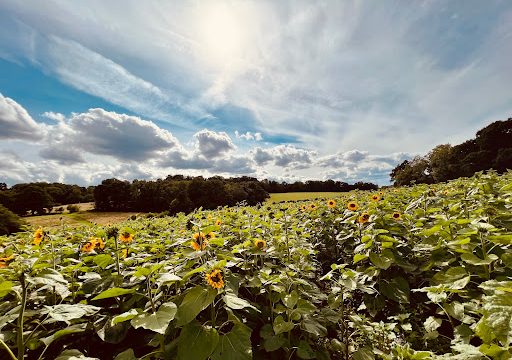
[0,171,511,359]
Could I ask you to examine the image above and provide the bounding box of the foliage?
[66,205,80,214]
[0,171,511,359]
[0,204,25,235]
[391,117,512,185]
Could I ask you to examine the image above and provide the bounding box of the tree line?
[0,182,94,216]
[390,117,512,186]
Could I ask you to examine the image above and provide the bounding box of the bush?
[66,204,80,213]
[0,204,25,235]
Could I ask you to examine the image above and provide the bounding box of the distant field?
[268,192,344,203]
[24,211,140,229]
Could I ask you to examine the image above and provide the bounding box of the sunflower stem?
[0,338,17,360]
[17,272,27,360]
[114,234,121,276]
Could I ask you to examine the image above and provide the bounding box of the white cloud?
[194,129,236,159]
[39,109,181,163]
[252,145,316,168]
[0,93,43,140]
[235,131,263,141]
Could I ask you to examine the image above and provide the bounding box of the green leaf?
[302,316,327,337]
[91,287,135,301]
[353,253,368,264]
[223,294,259,311]
[0,281,13,298]
[113,349,137,360]
[424,316,442,332]
[461,253,498,265]
[211,322,252,360]
[93,254,114,269]
[380,277,410,303]
[297,340,316,359]
[131,302,177,334]
[175,286,217,326]
[369,250,394,270]
[157,273,182,285]
[112,309,141,325]
[55,349,99,360]
[487,234,512,245]
[352,347,375,360]
[273,315,294,335]
[177,321,219,360]
[282,290,299,309]
[263,335,286,352]
[41,324,87,346]
[44,304,100,323]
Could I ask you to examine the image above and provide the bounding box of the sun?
[196,3,243,65]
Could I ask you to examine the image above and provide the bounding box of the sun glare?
[196,3,243,65]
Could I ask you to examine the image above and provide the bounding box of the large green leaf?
[43,304,100,323]
[273,315,294,335]
[223,294,259,311]
[380,277,410,304]
[91,287,135,300]
[211,322,252,360]
[177,321,219,360]
[369,250,394,270]
[131,302,177,334]
[0,281,13,298]
[175,286,217,326]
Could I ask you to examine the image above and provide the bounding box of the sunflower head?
[81,241,96,253]
[347,202,359,211]
[0,254,15,268]
[93,237,105,250]
[205,269,224,289]
[33,228,44,245]
[215,219,222,226]
[371,194,380,202]
[300,204,307,211]
[309,203,317,211]
[327,199,336,208]
[191,232,208,251]
[206,232,216,240]
[119,232,133,243]
[254,239,266,250]
[392,212,401,220]
[358,212,370,224]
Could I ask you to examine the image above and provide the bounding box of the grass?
[268,192,344,203]
[24,210,140,229]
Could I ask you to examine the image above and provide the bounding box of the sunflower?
[358,212,370,224]
[300,204,307,211]
[119,232,133,243]
[327,199,336,208]
[33,228,44,245]
[81,241,96,253]
[309,203,317,211]
[206,232,216,240]
[205,269,225,289]
[371,194,380,202]
[93,237,105,250]
[254,239,266,250]
[347,202,359,211]
[215,219,222,226]
[0,254,15,268]
[191,232,208,251]
[392,212,401,220]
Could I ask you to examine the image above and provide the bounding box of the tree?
[0,204,25,235]
[428,144,454,182]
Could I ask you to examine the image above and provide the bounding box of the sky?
[1,0,511,186]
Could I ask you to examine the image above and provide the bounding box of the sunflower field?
[1,171,512,360]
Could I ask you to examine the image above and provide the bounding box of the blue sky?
[1,0,511,186]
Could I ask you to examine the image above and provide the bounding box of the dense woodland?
[390,117,512,186]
